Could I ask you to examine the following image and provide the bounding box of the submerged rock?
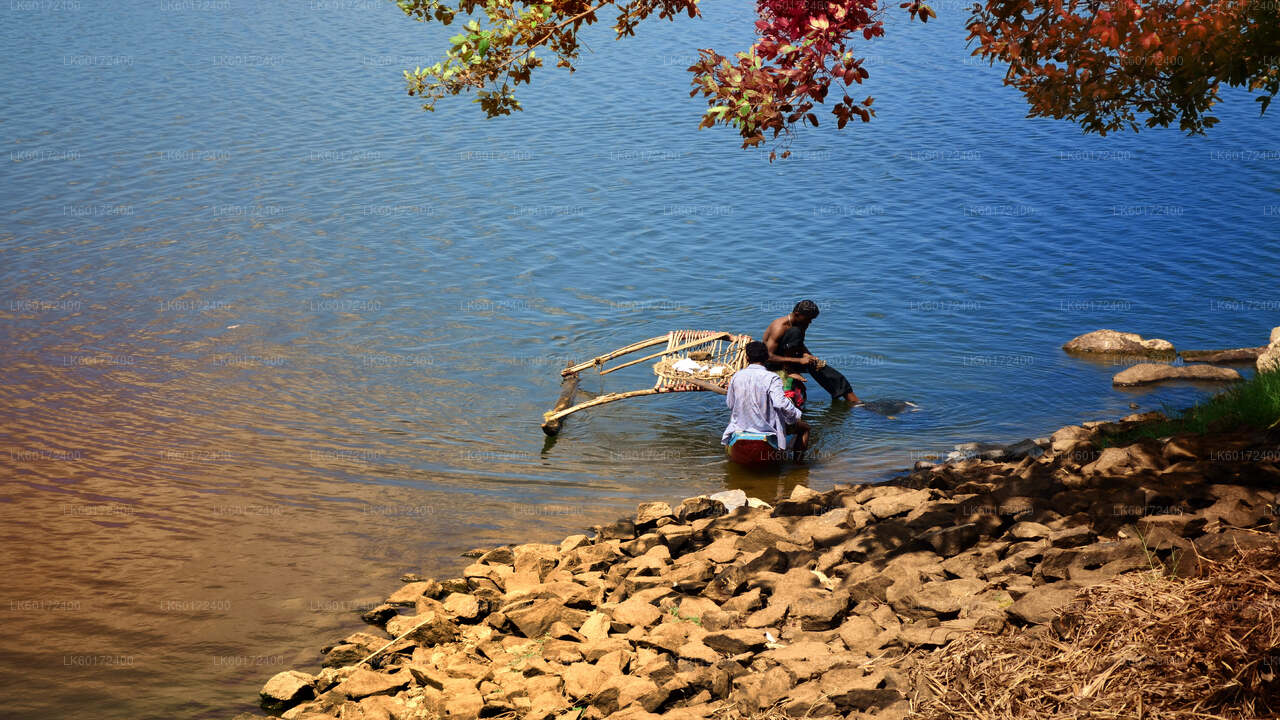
[1063,329,1175,356]
[1112,363,1241,386]
[1179,347,1267,363]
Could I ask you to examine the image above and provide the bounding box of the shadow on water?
[721,455,813,502]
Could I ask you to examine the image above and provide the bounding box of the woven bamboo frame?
[541,329,752,435]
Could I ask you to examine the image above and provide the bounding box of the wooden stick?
[354,614,436,669]
[540,374,581,436]
[541,384,707,424]
[674,377,728,395]
[598,332,732,376]
[560,335,670,377]
[542,388,663,424]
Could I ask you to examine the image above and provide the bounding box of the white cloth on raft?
[670,358,730,376]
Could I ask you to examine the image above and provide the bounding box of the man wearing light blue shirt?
[721,341,810,451]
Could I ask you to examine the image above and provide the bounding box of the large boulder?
[1112,363,1241,386]
[1063,329,1175,356]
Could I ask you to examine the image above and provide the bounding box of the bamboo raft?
[541,330,753,436]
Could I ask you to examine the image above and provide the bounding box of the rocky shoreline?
[247,409,1280,720]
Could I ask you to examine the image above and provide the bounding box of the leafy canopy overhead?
[395,0,1279,157]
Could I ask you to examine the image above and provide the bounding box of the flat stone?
[917,523,980,557]
[1007,521,1052,540]
[596,518,637,541]
[1180,347,1267,363]
[761,641,836,682]
[790,592,849,631]
[1008,582,1079,625]
[702,628,768,655]
[560,534,590,553]
[513,544,560,580]
[636,501,674,526]
[677,641,720,664]
[563,662,607,700]
[387,581,435,605]
[260,670,316,712]
[578,611,611,640]
[335,669,410,700]
[677,496,728,521]
[1037,540,1147,583]
[1049,525,1095,548]
[1113,363,1241,386]
[1081,444,1165,476]
[707,489,749,512]
[899,618,976,647]
[442,593,482,621]
[612,597,662,628]
[386,612,459,646]
[1136,513,1206,539]
[359,603,398,627]
[478,546,515,565]
[733,666,795,712]
[837,615,880,650]
[820,668,902,711]
[864,489,933,520]
[506,599,589,639]
[895,578,986,618]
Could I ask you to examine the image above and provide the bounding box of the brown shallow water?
[4,2,1278,719]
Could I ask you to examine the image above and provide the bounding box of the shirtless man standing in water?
[763,299,862,404]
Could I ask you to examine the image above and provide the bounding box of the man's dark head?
[744,341,769,365]
[792,300,819,325]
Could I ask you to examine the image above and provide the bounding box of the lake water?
[1,0,1277,717]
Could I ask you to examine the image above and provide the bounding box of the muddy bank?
[245,412,1280,720]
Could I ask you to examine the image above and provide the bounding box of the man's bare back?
[762,313,817,371]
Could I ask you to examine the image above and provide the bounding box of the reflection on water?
[1,0,1278,718]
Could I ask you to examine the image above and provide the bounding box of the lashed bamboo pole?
[559,334,670,377]
[541,388,667,424]
[597,332,732,376]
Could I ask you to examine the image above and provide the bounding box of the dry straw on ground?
[909,540,1280,720]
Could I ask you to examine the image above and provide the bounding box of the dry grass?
[909,541,1280,720]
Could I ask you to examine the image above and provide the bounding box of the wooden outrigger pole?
[541,330,752,436]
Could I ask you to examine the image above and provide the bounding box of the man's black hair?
[793,299,820,318]
[744,341,769,364]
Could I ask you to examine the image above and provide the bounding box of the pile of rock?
[253,415,1279,720]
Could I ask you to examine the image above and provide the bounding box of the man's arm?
[767,376,802,425]
[763,319,815,369]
